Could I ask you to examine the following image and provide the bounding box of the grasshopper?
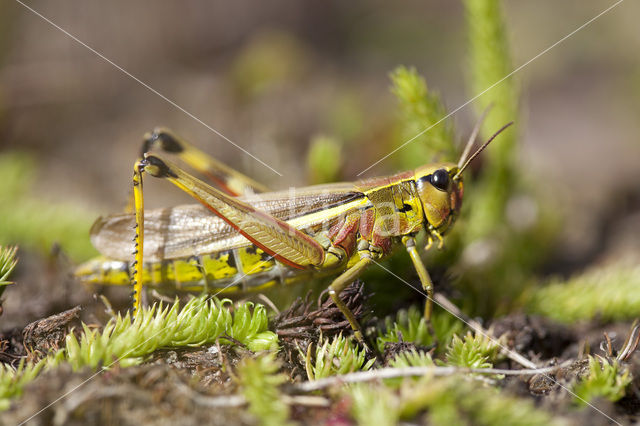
[76,122,512,341]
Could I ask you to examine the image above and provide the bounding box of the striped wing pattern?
[91,178,363,264]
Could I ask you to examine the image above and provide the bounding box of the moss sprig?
[349,383,399,426]
[0,245,18,298]
[526,261,640,323]
[445,332,501,369]
[0,359,46,411]
[389,349,436,369]
[377,306,463,353]
[307,333,374,380]
[237,353,292,426]
[65,296,278,369]
[413,377,561,426]
[347,375,561,426]
[572,356,632,406]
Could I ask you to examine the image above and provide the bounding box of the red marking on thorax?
[370,229,393,254]
[331,214,360,258]
[328,216,346,240]
[328,207,395,257]
[359,209,375,240]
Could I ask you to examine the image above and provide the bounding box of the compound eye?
[431,169,450,191]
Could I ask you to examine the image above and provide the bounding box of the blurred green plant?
[413,377,562,425]
[526,261,640,323]
[390,66,456,168]
[465,0,518,179]
[454,0,524,316]
[0,359,46,411]
[349,382,399,426]
[237,353,293,426]
[306,135,343,184]
[325,91,366,144]
[572,356,631,406]
[0,245,18,298]
[347,375,562,426]
[389,349,436,369]
[230,29,309,100]
[306,333,374,380]
[415,0,557,317]
[0,152,96,261]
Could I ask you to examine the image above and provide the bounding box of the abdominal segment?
[76,245,318,293]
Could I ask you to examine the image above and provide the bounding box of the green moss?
[413,377,562,426]
[237,353,292,426]
[347,375,561,426]
[65,296,278,369]
[444,331,501,369]
[377,305,463,354]
[307,333,374,380]
[0,245,17,298]
[349,383,400,426]
[572,356,631,406]
[228,301,279,352]
[0,297,277,410]
[389,349,435,369]
[0,359,47,411]
[526,262,640,323]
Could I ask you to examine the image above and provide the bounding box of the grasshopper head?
[414,163,463,235]
[413,121,513,241]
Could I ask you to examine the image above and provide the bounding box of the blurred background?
[1,0,639,325]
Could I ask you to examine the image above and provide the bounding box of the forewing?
[91,205,237,263]
[91,183,363,263]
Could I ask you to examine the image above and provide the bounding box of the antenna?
[453,121,514,180]
[458,104,493,171]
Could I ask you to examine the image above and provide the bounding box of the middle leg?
[402,236,435,323]
[327,255,373,343]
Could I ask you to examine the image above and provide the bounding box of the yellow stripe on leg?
[132,159,145,317]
